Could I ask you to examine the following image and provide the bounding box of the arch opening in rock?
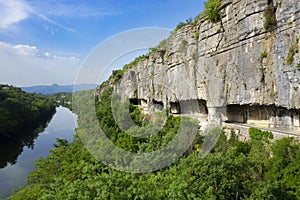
[152,99,164,111]
[170,102,180,114]
[169,99,208,117]
[129,98,140,106]
[225,104,300,129]
[199,99,208,115]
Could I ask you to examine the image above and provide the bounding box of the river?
[0,106,77,198]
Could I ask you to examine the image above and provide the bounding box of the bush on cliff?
[204,0,222,23]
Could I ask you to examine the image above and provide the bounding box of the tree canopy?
[0,84,57,139]
[8,87,300,199]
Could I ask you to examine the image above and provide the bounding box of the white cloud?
[0,0,32,28]
[0,41,81,86]
[13,44,38,56]
[0,0,76,32]
[37,13,77,33]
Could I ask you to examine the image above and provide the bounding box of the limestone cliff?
[101,0,300,129]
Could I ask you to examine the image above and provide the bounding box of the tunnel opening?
[140,99,148,108]
[129,98,140,106]
[226,104,247,123]
[226,104,273,123]
[170,102,180,114]
[169,99,208,116]
[199,99,208,115]
[152,99,164,111]
[226,104,300,129]
[179,100,202,115]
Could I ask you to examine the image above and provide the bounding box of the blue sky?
[0,0,205,86]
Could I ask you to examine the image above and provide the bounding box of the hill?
[0,84,56,139]
[21,83,96,94]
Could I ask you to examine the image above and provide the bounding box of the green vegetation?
[102,6,201,86]
[150,70,155,78]
[270,91,278,98]
[156,38,169,50]
[194,29,199,40]
[179,40,189,53]
[259,66,267,85]
[174,16,200,32]
[106,36,172,85]
[175,18,193,31]
[204,0,222,23]
[175,22,187,31]
[287,40,299,65]
[123,55,147,71]
[8,86,300,199]
[249,127,273,141]
[103,54,149,88]
[192,51,199,61]
[149,39,169,54]
[0,84,56,139]
[257,51,268,85]
[93,87,190,153]
[293,86,298,91]
[111,69,124,84]
[264,3,277,31]
[49,92,72,109]
[259,51,268,61]
[191,15,200,27]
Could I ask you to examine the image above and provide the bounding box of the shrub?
[175,22,187,31]
[174,17,195,31]
[111,69,124,84]
[264,3,277,30]
[287,42,299,65]
[249,127,273,141]
[258,51,268,63]
[260,51,268,59]
[204,0,222,23]
[192,15,200,26]
[157,39,168,50]
[194,29,199,40]
[123,55,146,71]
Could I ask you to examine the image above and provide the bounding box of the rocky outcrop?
[108,0,300,129]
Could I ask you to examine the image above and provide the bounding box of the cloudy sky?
[0,0,204,86]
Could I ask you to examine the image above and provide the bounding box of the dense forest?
[8,87,300,199]
[0,84,57,139]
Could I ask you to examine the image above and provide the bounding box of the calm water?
[0,106,77,198]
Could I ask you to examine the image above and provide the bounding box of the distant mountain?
[21,84,96,94]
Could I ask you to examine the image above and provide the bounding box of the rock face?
[109,0,300,129]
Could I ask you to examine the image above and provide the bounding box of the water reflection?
[0,106,77,198]
[0,126,46,169]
